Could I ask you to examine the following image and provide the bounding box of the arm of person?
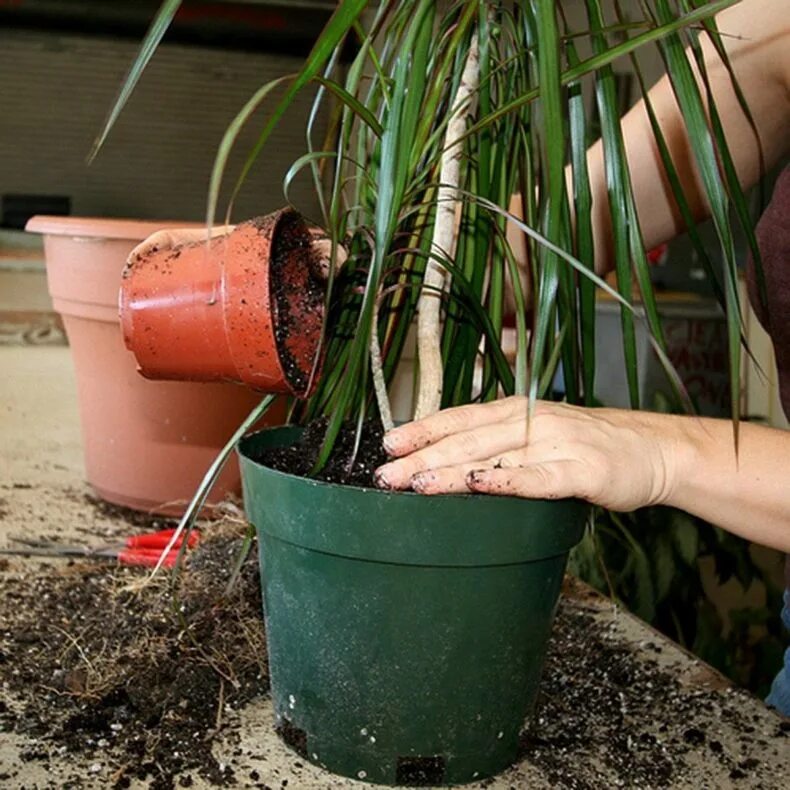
[505,0,790,276]
[591,0,790,269]
[375,399,790,554]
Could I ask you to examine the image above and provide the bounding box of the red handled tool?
[0,528,199,568]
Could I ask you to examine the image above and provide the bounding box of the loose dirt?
[0,518,267,790]
[1,516,786,790]
[517,581,789,789]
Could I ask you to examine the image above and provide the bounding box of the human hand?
[127,222,347,279]
[306,226,348,279]
[127,225,236,270]
[375,397,695,512]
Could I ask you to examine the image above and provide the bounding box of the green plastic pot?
[239,426,586,786]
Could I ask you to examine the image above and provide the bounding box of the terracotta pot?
[120,209,325,398]
[26,215,284,516]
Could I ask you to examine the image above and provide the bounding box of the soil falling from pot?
[0,519,267,790]
[250,418,388,487]
[267,212,326,397]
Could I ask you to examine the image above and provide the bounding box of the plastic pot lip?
[239,425,588,566]
[25,215,203,241]
[53,299,123,323]
[239,425,477,501]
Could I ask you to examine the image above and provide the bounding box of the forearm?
[507,2,790,280]
[588,0,790,273]
[666,418,790,552]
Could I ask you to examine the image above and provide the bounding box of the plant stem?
[370,292,394,432]
[414,33,480,420]
[147,394,277,581]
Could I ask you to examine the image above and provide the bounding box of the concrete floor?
[1,345,788,789]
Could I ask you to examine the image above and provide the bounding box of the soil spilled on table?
[517,579,787,789]
[250,418,388,487]
[1,510,784,789]
[0,518,267,790]
[267,211,326,397]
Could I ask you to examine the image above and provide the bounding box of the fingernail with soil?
[467,470,488,487]
[410,472,435,493]
[374,466,392,489]
[382,433,399,457]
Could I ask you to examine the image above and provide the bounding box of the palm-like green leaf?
[586,0,640,407]
[89,0,181,162]
[212,0,367,228]
[102,0,757,483]
[565,37,596,406]
[530,1,566,407]
[463,0,740,142]
[651,0,743,439]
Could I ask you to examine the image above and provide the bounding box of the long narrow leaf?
[565,37,596,405]
[529,1,565,407]
[314,76,384,137]
[462,0,740,143]
[652,0,742,439]
[212,0,367,228]
[586,0,640,408]
[460,190,693,414]
[150,395,277,581]
[89,0,181,161]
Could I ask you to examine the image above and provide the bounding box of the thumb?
[127,229,177,268]
[126,225,236,269]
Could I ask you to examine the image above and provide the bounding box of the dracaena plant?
[96,0,759,568]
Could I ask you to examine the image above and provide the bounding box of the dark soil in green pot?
[239,425,586,786]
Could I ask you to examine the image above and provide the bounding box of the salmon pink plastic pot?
[26,215,284,516]
[120,209,325,398]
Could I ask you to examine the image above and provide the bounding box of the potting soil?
[251,418,388,487]
[518,580,789,788]
[1,514,786,789]
[266,212,326,397]
[0,515,267,790]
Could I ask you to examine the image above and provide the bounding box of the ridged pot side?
[239,426,586,786]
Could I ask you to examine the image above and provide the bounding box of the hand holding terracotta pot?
[121,210,340,399]
[127,221,347,280]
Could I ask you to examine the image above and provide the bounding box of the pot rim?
[239,425,588,566]
[26,215,204,241]
[239,424,476,500]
